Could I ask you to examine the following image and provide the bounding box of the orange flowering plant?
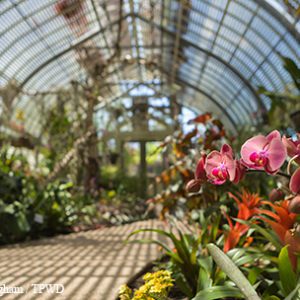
[222,190,263,253]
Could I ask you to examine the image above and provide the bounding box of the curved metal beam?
[94,79,237,130]
[253,0,300,41]
[19,13,130,90]
[135,14,265,112]
[173,76,237,128]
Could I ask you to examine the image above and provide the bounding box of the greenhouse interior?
[0,0,300,299]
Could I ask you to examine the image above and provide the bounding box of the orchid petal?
[240,135,268,165]
[266,137,287,172]
[224,155,236,181]
[195,154,207,180]
[266,130,281,141]
[221,144,233,158]
[290,167,300,194]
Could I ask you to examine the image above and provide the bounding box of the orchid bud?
[282,135,300,164]
[186,179,201,193]
[269,188,284,202]
[290,167,300,194]
[288,195,300,214]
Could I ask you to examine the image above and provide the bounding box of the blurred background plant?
[258,55,300,131]
[0,146,99,244]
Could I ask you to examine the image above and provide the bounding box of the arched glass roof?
[0,0,299,133]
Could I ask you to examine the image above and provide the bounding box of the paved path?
[0,220,171,300]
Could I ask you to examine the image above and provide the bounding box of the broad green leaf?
[192,286,244,300]
[207,244,261,300]
[278,246,297,296]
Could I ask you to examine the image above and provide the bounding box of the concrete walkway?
[0,220,171,300]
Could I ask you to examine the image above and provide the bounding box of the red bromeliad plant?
[259,200,300,269]
[223,191,263,252]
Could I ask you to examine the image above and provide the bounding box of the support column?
[139,141,147,198]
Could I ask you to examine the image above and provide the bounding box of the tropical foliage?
[0,147,99,244]
[124,126,300,299]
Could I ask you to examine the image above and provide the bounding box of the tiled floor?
[0,220,169,300]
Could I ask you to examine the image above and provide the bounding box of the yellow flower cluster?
[119,270,174,300]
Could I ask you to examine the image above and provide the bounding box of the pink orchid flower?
[290,167,300,194]
[241,130,286,174]
[282,134,300,165]
[205,144,236,185]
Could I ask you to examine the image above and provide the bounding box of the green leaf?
[192,286,244,300]
[16,212,30,232]
[175,274,194,298]
[284,282,300,300]
[281,55,300,90]
[227,248,258,266]
[278,246,297,296]
[197,267,212,291]
[198,256,213,274]
[4,204,15,214]
[248,268,263,285]
[264,296,281,300]
[234,254,257,267]
[127,228,176,246]
[126,239,184,264]
[207,244,261,300]
[234,219,282,251]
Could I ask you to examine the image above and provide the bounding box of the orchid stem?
[246,169,290,179]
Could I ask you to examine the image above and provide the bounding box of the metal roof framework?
[0,0,299,134]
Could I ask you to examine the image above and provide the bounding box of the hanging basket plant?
[54,0,84,19]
